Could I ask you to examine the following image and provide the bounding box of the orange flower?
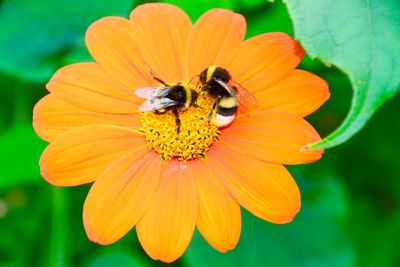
[33,3,329,263]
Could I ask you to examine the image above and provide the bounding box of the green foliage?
[0,124,46,188]
[283,0,400,149]
[161,0,235,20]
[0,0,134,83]
[185,175,354,267]
[244,0,293,38]
[239,0,275,9]
[0,185,51,267]
[86,250,147,267]
[0,0,399,267]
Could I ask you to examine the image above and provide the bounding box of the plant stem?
[49,187,69,267]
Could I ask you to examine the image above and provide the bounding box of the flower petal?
[40,125,145,186]
[130,3,192,83]
[185,9,246,79]
[136,160,198,263]
[190,159,241,252]
[46,62,140,113]
[226,33,304,94]
[85,16,152,88]
[33,94,141,142]
[254,70,330,117]
[220,110,323,164]
[207,144,300,224]
[84,150,162,245]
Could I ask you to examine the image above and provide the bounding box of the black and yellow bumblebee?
[199,65,257,127]
[135,78,198,133]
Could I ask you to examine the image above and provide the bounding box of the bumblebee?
[199,65,257,127]
[135,80,198,133]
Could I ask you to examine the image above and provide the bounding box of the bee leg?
[200,85,209,95]
[205,109,213,120]
[173,107,181,133]
[206,97,221,120]
[193,102,203,109]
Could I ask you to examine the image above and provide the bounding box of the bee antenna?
[193,102,203,109]
[187,74,198,85]
[142,60,167,85]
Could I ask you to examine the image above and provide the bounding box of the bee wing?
[135,86,158,99]
[214,78,257,111]
[151,86,171,98]
[138,100,156,112]
[233,81,258,110]
[214,78,237,97]
[138,98,179,112]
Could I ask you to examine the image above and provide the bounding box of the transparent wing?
[233,80,258,110]
[214,78,237,97]
[138,98,179,112]
[135,86,158,99]
[135,86,171,99]
[138,100,155,112]
[214,78,257,110]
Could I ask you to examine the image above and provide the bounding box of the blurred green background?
[0,0,399,266]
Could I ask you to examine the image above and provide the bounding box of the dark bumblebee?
[136,81,198,133]
[199,65,257,127]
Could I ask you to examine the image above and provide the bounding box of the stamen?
[139,89,220,161]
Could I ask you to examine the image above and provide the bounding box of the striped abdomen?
[212,96,238,127]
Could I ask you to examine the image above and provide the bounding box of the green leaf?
[0,0,133,83]
[184,175,354,267]
[0,124,46,188]
[283,0,400,149]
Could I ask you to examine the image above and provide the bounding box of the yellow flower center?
[139,87,220,161]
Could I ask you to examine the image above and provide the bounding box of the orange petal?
[207,144,300,224]
[130,3,192,83]
[86,16,153,88]
[84,150,162,245]
[40,125,146,186]
[190,159,241,252]
[46,62,140,113]
[185,9,246,79]
[254,70,330,117]
[226,33,304,94]
[33,94,141,142]
[136,160,198,263]
[220,110,323,164]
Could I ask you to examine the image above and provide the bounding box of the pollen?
[139,92,220,161]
